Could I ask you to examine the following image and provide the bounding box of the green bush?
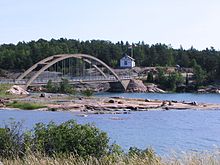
[1,120,161,160]
[155,68,184,91]
[46,79,76,94]
[128,147,157,160]
[0,121,24,158]
[146,72,154,83]
[0,120,110,158]
[32,120,109,157]
[82,89,93,97]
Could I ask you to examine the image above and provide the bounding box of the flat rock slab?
[44,97,220,112]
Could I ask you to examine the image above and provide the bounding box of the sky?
[0,0,219,50]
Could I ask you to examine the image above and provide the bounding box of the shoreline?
[1,94,220,113]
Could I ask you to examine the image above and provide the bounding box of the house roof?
[121,54,135,61]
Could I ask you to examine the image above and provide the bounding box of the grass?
[6,101,47,110]
[2,151,220,165]
[0,84,12,98]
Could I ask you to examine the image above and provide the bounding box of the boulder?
[126,79,165,93]
[6,85,29,95]
[108,99,115,103]
[146,84,165,93]
[39,93,46,97]
[126,79,147,92]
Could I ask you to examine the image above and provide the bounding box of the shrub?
[46,79,76,94]
[0,120,117,159]
[146,72,154,83]
[82,89,93,97]
[128,147,156,158]
[32,120,109,158]
[0,121,24,158]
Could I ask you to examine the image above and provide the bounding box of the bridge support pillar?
[108,80,130,92]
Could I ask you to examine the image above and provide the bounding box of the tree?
[59,78,72,93]
[167,72,184,91]
[0,38,220,82]
[155,68,167,85]
[146,72,154,83]
[45,79,75,94]
[46,80,54,93]
[192,59,207,86]
[193,64,206,86]
[82,89,93,97]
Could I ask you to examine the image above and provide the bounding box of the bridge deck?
[0,75,133,85]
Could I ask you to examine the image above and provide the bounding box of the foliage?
[2,121,220,165]
[155,68,166,84]
[0,120,110,158]
[192,59,207,86]
[32,120,109,157]
[108,143,124,156]
[155,69,184,91]
[167,72,184,91]
[3,151,220,165]
[59,79,72,93]
[146,72,154,83]
[0,120,24,158]
[46,79,75,94]
[128,147,156,157]
[0,38,220,84]
[6,101,46,110]
[82,89,93,97]
[45,79,55,93]
[0,84,12,98]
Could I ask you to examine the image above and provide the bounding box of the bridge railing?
[0,75,134,85]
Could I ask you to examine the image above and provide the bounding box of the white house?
[120,54,135,68]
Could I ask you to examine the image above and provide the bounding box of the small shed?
[120,54,135,68]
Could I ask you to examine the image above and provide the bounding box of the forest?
[0,38,220,82]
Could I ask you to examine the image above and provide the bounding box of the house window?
[124,60,127,65]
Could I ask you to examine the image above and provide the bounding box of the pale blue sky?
[0,0,219,49]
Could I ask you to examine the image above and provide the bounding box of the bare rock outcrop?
[146,84,165,93]
[6,85,29,95]
[197,86,220,94]
[126,79,147,92]
[126,79,165,93]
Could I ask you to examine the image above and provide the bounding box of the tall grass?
[2,151,220,165]
[1,120,220,165]
[6,101,46,110]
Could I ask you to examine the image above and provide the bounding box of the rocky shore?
[1,85,220,114]
[197,85,220,93]
[45,97,219,113]
[1,94,220,114]
[2,92,218,114]
[126,79,165,93]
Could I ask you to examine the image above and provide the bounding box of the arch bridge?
[16,54,130,91]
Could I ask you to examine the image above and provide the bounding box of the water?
[1,93,220,155]
[96,92,220,104]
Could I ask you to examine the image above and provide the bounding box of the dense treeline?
[0,38,220,80]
